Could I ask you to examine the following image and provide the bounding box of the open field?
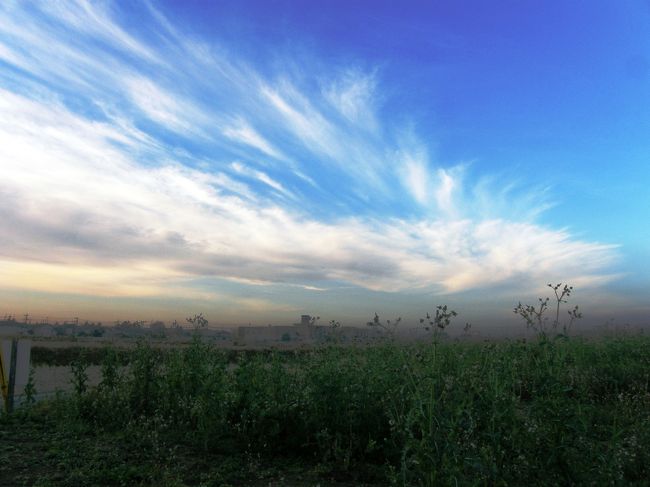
[2,335,650,486]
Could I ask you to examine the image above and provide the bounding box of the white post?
[1,339,32,413]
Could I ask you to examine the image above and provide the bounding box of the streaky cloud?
[0,1,620,310]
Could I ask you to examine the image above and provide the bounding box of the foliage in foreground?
[2,336,650,486]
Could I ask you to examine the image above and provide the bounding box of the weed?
[463,322,472,336]
[69,352,88,397]
[22,366,37,406]
[99,347,120,391]
[367,312,402,339]
[514,283,583,338]
[420,304,457,340]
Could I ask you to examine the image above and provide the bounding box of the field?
[2,335,650,486]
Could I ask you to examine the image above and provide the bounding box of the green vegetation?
[2,333,649,486]
[30,346,131,367]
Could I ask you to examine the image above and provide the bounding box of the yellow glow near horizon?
[0,259,186,298]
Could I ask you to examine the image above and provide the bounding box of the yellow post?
[0,341,8,412]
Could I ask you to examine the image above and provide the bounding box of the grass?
[2,334,650,486]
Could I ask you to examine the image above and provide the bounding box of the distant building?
[0,324,27,336]
[34,325,56,338]
[234,315,384,346]
[236,324,312,345]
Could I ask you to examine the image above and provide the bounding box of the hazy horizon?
[1,1,648,330]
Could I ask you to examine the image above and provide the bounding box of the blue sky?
[0,1,648,330]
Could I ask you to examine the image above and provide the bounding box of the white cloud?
[261,84,337,158]
[434,168,458,216]
[0,1,620,309]
[230,162,293,198]
[323,69,379,130]
[400,150,430,205]
[124,76,209,136]
[223,119,285,160]
[40,0,160,62]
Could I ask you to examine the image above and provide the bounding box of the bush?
[16,335,650,485]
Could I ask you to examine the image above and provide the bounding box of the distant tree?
[186,313,208,330]
[150,320,166,330]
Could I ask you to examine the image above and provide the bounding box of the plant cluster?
[3,333,648,486]
[366,312,402,339]
[419,305,458,338]
[514,283,583,338]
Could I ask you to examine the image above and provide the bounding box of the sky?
[0,1,648,331]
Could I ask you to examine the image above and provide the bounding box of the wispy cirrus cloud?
[323,68,379,131]
[222,118,287,162]
[0,1,619,315]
